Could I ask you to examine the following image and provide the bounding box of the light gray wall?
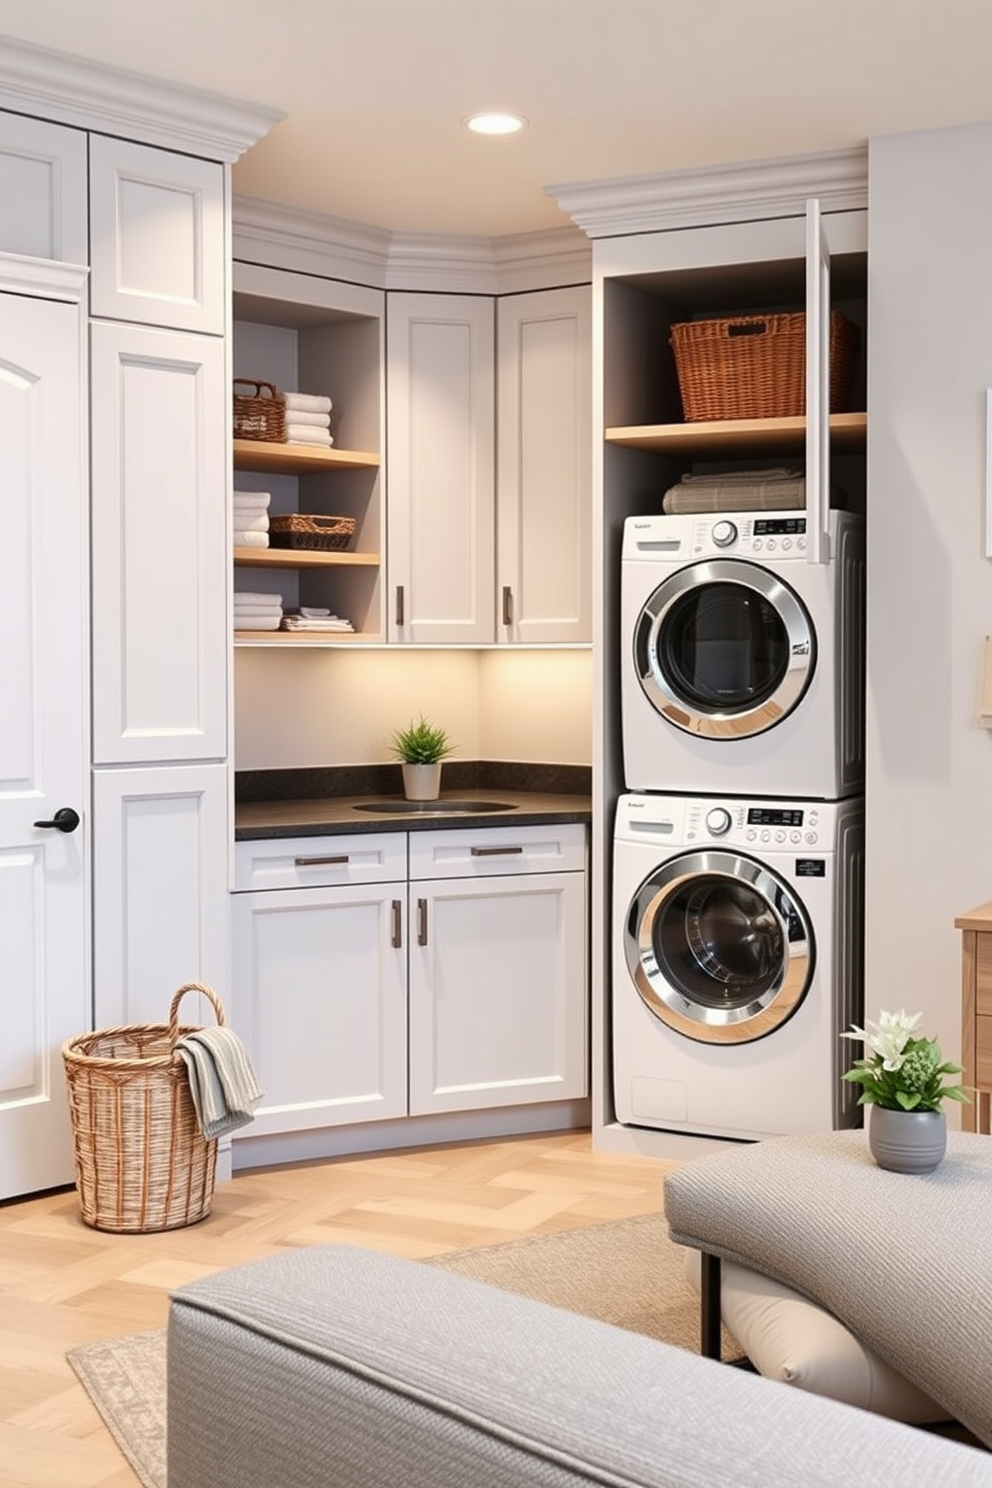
[867,121,992,1093]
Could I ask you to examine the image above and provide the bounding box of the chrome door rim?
[633,559,815,739]
[623,849,814,1044]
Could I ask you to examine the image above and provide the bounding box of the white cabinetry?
[231,823,588,1149]
[90,320,228,764]
[0,111,87,263]
[386,292,495,644]
[231,834,408,1134]
[407,825,587,1114]
[496,286,592,644]
[91,763,230,1028]
[88,136,226,333]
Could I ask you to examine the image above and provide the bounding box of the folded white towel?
[278,408,329,428]
[234,601,282,615]
[285,606,332,618]
[232,530,270,547]
[285,425,334,447]
[234,592,284,606]
[233,490,272,507]
[175,1025,263,1139]
[235,614,281,631]
[282,392,332,414]
[232,513,270,533]
[280,615,355,631]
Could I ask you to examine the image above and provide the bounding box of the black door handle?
[33,806,80,833]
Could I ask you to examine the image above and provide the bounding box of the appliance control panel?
[623,511,809,563]
[617,792,830,849]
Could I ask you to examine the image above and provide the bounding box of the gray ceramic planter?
[868,1105,947,1174]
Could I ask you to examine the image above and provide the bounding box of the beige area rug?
[67,1211,732,1488]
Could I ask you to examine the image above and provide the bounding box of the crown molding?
[546,145,869,238]
[0,35,281,161]
[234,195,592,294]
[233,196,392,286]
[0,250,88,301]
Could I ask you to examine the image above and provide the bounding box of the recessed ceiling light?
[464,111,527,136]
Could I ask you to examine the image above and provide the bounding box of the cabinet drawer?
[976,1015,992,1090]
[408,823,586,880]
[234,834,407,891]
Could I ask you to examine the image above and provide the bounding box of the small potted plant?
[841,1008,969,1173]
[388,715,455,801]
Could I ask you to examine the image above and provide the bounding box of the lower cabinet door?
[92,762,230,1029]
[232,884,408,1135]
[407,871,588,1115]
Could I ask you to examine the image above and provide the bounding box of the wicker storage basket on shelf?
[269,513,357,551]
[61,983,226,1234]
[669,311,860,422]
[233,379,286,442]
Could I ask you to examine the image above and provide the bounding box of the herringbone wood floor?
[0,1128,673,1487]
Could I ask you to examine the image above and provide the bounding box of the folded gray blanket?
[175,1026,263,1140]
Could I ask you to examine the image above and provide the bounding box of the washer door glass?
[634,559,815,739]
[624,850,814,1044]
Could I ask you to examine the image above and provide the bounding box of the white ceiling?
[3,0,992,238]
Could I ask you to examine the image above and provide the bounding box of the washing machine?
[620,509,865,798]
[612,791,864,1141]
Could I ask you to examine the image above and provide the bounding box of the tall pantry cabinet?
[0,41,278,1197]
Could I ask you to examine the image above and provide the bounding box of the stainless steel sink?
[352,799,519,815]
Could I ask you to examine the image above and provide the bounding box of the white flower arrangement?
[841,1008,969,1113]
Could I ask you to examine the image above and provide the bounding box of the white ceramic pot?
[868,1105,947,1174]
[401,762,442,801]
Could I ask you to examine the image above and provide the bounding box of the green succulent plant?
[388,715,455,764]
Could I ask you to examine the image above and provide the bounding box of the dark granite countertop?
[234,763,592,842]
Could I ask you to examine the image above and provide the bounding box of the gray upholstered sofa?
[166,1242,992,1488]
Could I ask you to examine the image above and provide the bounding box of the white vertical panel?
[386,292,495,643]
[92,764,230,1030]
[90,321,228,763]
[0,111,87,263]
[497,286,592,643]
[89,135,225,333]
[0,291,89,1199]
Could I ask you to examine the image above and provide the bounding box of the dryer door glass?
[634,559,815,739]
[624,849,813,1044]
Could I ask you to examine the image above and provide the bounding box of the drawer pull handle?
[294,854,349,867]
[470,845,524,857]
[391,899,403,949]
[417,897,428,946]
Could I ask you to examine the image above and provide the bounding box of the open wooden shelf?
[604,411,867,457]
[233,439,380,474]
[234,630,379,644]
[233,546,379,569]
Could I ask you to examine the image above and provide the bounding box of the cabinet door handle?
[294,854,349,867]
[395,585,405,627]
[470,845,524,857]
[502,585,513,627]
[417,897,428,946]
[391,899,403,949]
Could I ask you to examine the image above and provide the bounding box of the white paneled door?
[0,286,89,1200]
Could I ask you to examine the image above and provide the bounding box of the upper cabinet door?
[90,321,228,764]
[89,136,226,334]
[0,111,87,264]
[496,286,592,644]
[386,292,495,644]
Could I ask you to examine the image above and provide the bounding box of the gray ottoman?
[665,1128,992,1446]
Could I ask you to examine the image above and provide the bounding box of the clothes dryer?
[612,791,864,1141]
[620,510,865,798]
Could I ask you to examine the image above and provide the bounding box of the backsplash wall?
[234,648,592,770]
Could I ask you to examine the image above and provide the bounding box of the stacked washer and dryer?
[612,507,866,1141]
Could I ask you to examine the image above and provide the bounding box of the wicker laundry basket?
[670,311,860,422]
[269,513,357,551]
[61,983,225,1234]
[233,379,286,442]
